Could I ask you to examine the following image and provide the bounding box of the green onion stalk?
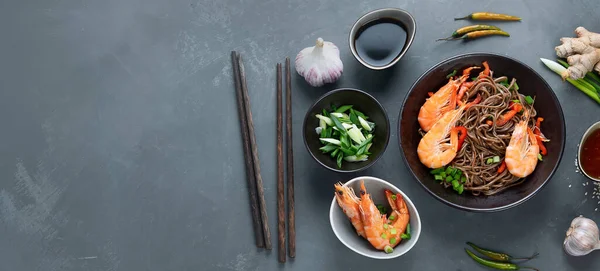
[540,58,600,104]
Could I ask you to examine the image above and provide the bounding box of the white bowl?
[329,176,421,259]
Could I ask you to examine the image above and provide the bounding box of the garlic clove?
[564,215,600,256]
[295,37,343,87]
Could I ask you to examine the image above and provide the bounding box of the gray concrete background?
[0,0,599,270]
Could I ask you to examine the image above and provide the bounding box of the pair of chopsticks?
[231,51,272,249]
[276,59,296,262]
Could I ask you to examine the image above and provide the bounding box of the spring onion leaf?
[538,153,543,161]
[336,151,343,168]
[401,233,410,239]
[335,105,353,113]
[446,69,457,79]
[525,96,534,105]
[541,58,600,104]
[330,148,339,158]
[331,104,338,111]
[322,109,328,117]
[349,109,360,126]
[407,224,411,235]
[356,144,368,156]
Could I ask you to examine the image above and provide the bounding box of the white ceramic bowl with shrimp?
[329,176,421,259]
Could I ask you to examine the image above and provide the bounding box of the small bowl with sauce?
[349,8,416,70]
[579,121,600,182]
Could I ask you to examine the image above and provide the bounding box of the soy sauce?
[354,18,407,67]
[580,129,600,178]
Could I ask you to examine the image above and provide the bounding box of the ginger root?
[555,27,600,80]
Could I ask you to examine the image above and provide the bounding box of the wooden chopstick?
[285,57,296,258]
[276,63,286,262]
[231,51,264,248]
[237,52,272,249]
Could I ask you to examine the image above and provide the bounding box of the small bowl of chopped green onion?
[303,88,390,172]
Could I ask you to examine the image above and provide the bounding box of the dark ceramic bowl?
[303,88,390,172]
[399,53,565,212]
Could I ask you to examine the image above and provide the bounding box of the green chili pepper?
[437,25,502,41]
[452,30,510,40]
[455,12,521,21]
[465,249,539,270]
[467,242,539,262]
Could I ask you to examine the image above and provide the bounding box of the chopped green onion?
[512,99,520,103]
[390,238,397,245]
[330,148,339,158]
[329,115,348,134]
[511,82,520,91]
[383,224,389,229]
[406,224,411,235]
[471,77,478,81]
[390,228,397,235]
[440,172,446,178]
[493,156,500,163]
[336,152,343,168]
[381,233,387,239]
[499,81,510,88]
[445,176,452,183]
[352,110,367,121]
[538,153,543,161]
[445,167,453,175]
[315,114,333,126]
[430,168,444,175]
[461,176,467,183]
[525,95,534,105]
[486,158,493,164]
[452,179,460,189]
[389,215,395,221]
[343,155,368,162]
[435,175,443,181]
[320,138,341,145]
[347,125,366,144]
[455,169,462,177]
[330,104,338,111]
[384,245,393,254]
[446,69,457,79]
[335,105,353,113]
[319,144,337,153]
[457,184,464,194]
[401,233,410,239]
[391,195,397,201]
[358,116,372,131]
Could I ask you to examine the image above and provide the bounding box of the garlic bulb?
[295,38,343,87]
[564,215,600,256]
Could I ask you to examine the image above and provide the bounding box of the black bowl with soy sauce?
[349,8,416,70]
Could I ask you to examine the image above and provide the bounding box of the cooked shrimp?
[358,181,391,250]
[334,182,365,237]
[384,190,410,248]
[505,113,539,178]
[417,105,467,168]
[419,66,479,132]
[456,66,480,102]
